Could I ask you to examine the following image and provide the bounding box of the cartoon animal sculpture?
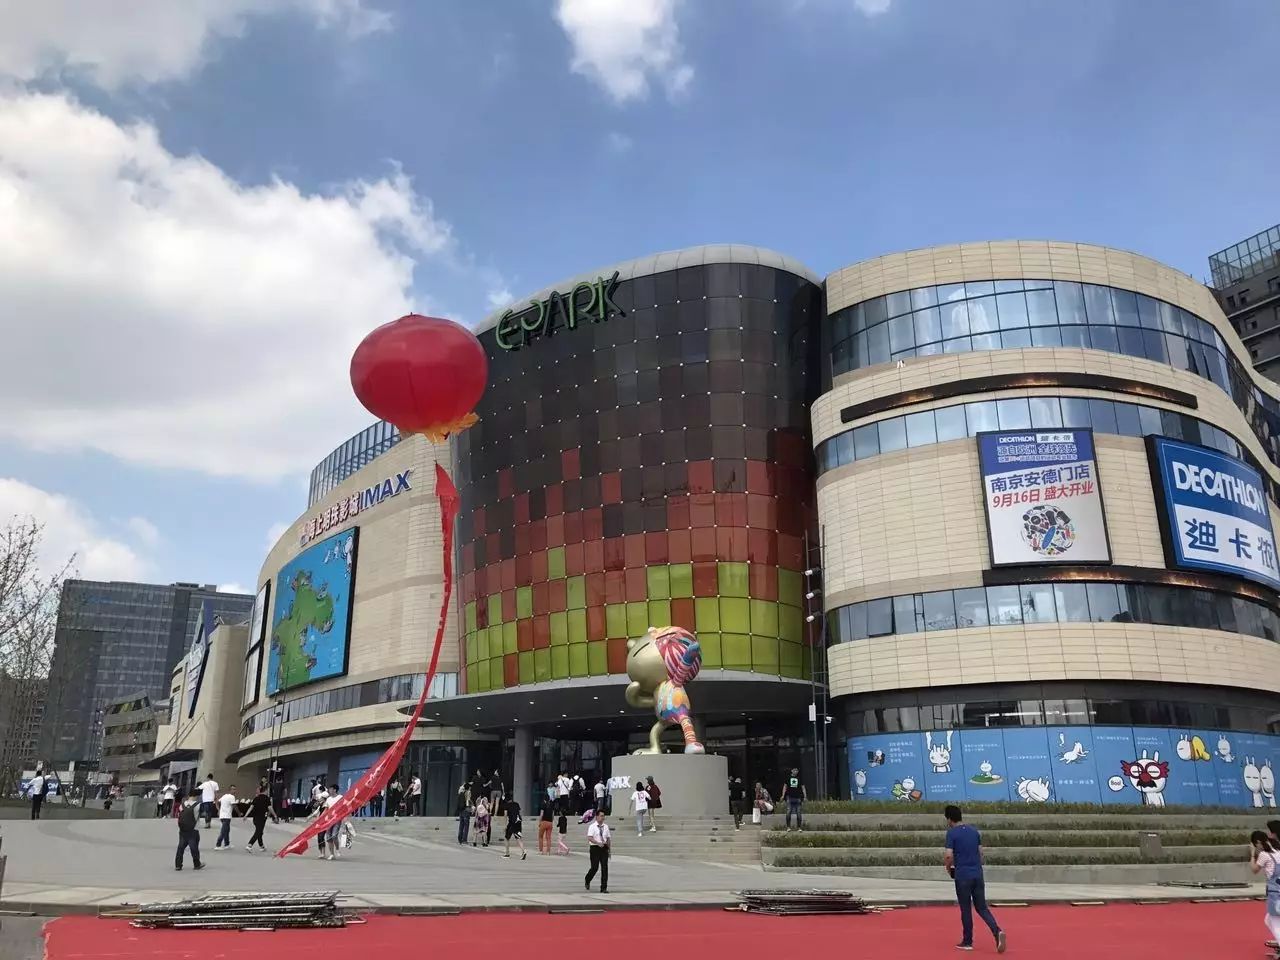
[1217,737,1235,763]
[1122,751,1169,806]
[1015,776,1052,803]
[926,730,953,773]
[853,770,867,795]
[1176,734,1212,762]
[624,625,704,754]
[1059,741,1089,764]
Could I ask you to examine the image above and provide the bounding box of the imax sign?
[494,272,624,351]
[300,469,412,546]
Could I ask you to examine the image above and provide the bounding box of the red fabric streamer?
[276,463,460,857]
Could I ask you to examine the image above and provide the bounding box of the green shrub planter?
[768,816,1261,832]
[763,829,1253,849]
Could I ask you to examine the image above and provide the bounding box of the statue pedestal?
[609,753,729,817]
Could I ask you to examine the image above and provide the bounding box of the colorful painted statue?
[624,626,704,754]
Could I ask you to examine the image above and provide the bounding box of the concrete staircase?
[359,813,766,865]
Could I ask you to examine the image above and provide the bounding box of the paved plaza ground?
[22,902,1275,960]
[0,817,1267,913]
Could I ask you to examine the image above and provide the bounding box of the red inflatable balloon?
[349,314,488,441]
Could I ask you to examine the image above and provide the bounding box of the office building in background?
[1209,223,1280,382]
[40,580,253,764]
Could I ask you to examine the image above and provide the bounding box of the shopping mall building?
[226,240,1280,812]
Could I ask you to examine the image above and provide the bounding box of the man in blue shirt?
[944,804,1006,952]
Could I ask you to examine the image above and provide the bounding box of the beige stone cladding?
[828,621,1280,698]
[239,434,461,756]
[816,435,1280,609]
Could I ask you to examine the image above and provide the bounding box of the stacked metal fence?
[105,891,353,930]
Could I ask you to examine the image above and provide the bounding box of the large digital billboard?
[978,429,1111,566]
[267,527,358,696]
[1149,437,1280,590]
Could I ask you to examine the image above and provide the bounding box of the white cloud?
[0,0,389,90]
[555,0,694,103]
[125,517,161,548]
[218,582,251,595]
[0,90,454,481]
[0,478,149,582]
[605,131,633,154]
[485,286,513,311]
[853,0,893,14]
[265,521,291,551]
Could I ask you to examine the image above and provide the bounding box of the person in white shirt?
[315,786,345,860]
[27,772,46,821]
[593,777,607,815]
[584,810,611,893]
[198,774,219,828]
[310,778,324,813]
[629,784,650,837]
[555,771,572,814]
[214,786,238,849]
[406,775,423,817]
[160,780,177,818]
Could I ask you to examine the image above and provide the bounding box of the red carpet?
[42,901,1270,959]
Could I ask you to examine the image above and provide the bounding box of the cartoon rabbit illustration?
[1059,740,1088,764]
[1176,734,1212,762]
[926,730,953,773]
[1015,776,1052,803]
[1217,736,1235,763]
[1122,750,1169,806]
[853,770,867,795]
[1262,760,1277,808]
[1243,757,1265,807]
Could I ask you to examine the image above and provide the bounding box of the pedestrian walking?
[584,810,611,893]
[160,779,177,818]
[1249,831,1280,950]
[315,785,345,860]
[782,768,805,831]
[593,776,607,815]
[243,785,274,850]
[406,773,423,816]
[629,781,650,837]
[215,785,238,849]
[26,770,45,821]
[488,769,504,816]
[310,778,324,814]
[538,792,554,854]
[555,769,572,814]
[198,773,219,828]
[644,776,662,832]
[569,772,585,816]
[556,810,570,854]
[388,777,403,819]
[175,791,205,871]
[729,777,747,829]
[472,795,490,847]
[370,789,384,817]
[503,797,528,860]
[456,781,471,844]
[943,804,1006,953]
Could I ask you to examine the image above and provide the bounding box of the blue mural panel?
[1213,731,1249,808]
[848,733,925,802]
[1168,730,1223,806]
[1045,726,1102,804]
[1003,727,1055,804]
[958,729,1011,802]
[921,729,966,801]
[1088,726,1141,806]
[1235,733,1280,811]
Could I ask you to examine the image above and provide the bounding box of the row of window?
[828,581,1280,645]
[829,281,1280,474]
[847,695,1278,736]
[241,671,458,738]
[308,419,402,508]
[815,394,1276,500]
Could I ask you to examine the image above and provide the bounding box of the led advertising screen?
[267,527,358,696]
[1149,437,1280,589]
[248,581,271,651]
[243,645,262,709]
[978,429,1111,566]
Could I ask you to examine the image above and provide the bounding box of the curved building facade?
[232,239,1280,812]
[816,241,1280,807]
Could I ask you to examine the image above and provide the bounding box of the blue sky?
[1,0,1277,593]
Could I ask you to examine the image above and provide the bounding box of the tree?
[0,517,75,795]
